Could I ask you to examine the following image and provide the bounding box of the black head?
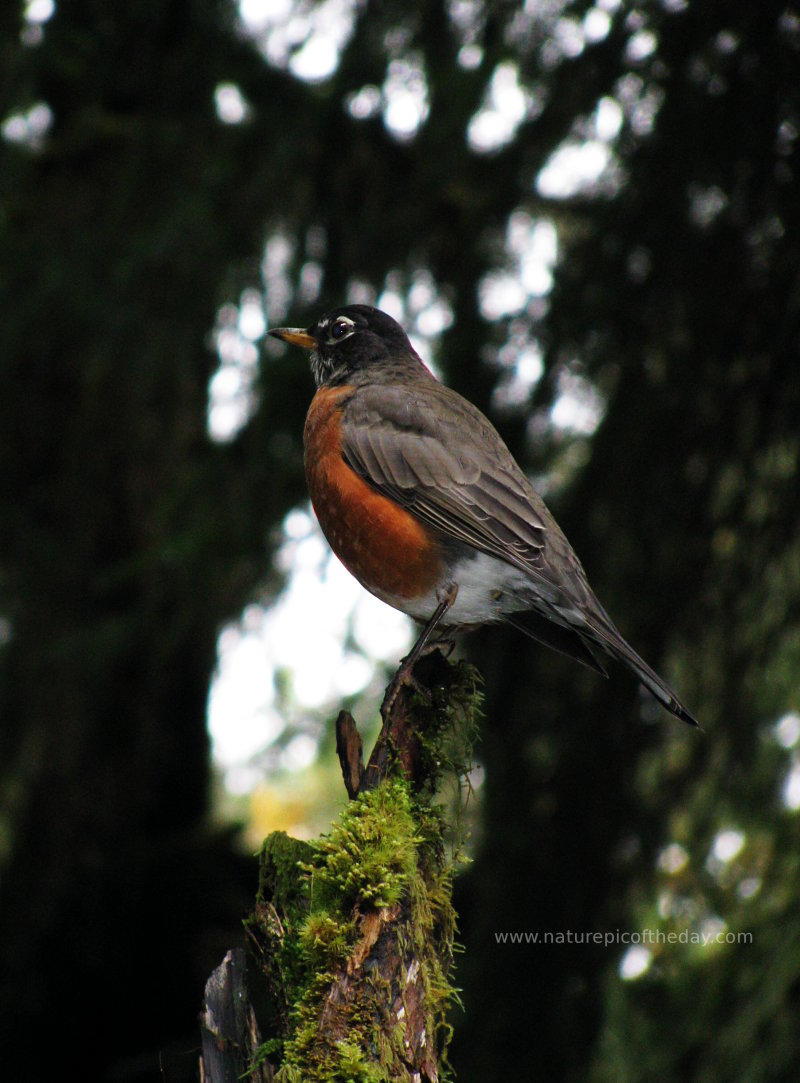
[269,305,419,387]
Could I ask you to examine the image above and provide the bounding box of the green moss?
[256,831,315,915]
[308,777,420,910]
[299,911,350,966]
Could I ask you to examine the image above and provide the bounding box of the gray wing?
[339,381,582,591]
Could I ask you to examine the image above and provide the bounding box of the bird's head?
[269,305,419,387]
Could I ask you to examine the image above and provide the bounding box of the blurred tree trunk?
[0,5,310,1076]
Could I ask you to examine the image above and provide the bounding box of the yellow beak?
[268,327,316,349]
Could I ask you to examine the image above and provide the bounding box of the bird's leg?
[404,583,459,668]
[381,584,458,721]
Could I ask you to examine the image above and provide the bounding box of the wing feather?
[340,382,566,583]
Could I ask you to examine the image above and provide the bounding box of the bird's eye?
[331,318,353,340]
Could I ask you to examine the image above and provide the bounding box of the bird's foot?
[380,637,455,721]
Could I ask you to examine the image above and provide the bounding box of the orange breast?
[303,386,443,604]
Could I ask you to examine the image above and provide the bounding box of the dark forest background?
[2,1,800,1080]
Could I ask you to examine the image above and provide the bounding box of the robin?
[269,305,697,726]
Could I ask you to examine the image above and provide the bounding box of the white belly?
[375,551,548,628]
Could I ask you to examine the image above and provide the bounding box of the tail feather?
[510,599,698,727]
[506,609,608,676]
[587,615,698,727]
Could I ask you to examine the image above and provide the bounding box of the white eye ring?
[330,317,355,342]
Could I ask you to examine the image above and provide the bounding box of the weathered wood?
[199,948,272,1083]
[313,897,442,1082]
[360,649,452,793]
[335,708,364,798]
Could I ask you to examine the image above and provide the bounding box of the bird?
[269,304,697,726]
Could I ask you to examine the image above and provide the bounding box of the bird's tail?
[508,586,698,726]
[590,615,698,727]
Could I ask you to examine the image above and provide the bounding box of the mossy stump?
[243,650,480,1083]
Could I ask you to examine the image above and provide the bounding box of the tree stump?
[200,650,480,1083]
